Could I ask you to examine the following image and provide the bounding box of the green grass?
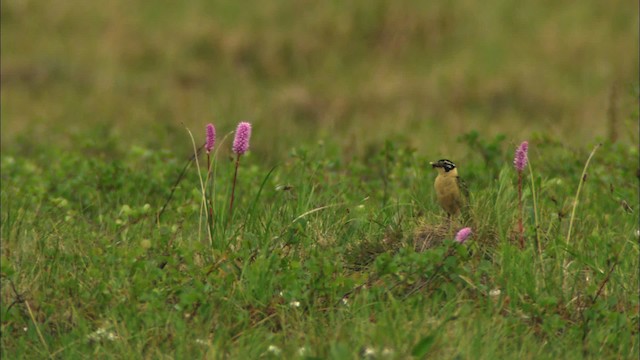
[1,0,639,358]
[1,134,638,358]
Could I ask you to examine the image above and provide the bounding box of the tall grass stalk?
[565,143,601,247]
[25,300,53,360]
[495,167,514,243]
[562,143,601,295]
[186,127,213,248]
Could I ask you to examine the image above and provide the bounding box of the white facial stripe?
[439,159,456,171]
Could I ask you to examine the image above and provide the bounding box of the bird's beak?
[430,161,440,168]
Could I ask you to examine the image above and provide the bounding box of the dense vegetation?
[1,0,638,358]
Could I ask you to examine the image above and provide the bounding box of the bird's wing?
[457,176,469,202]
[456,176,472,223]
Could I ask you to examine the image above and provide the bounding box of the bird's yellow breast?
[434,171,463,216]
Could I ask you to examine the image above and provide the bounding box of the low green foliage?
[1,134,637,359]
[2,0,638,357]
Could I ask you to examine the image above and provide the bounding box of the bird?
[430,159,466,220]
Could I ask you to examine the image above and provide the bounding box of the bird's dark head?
[430,159,456,172]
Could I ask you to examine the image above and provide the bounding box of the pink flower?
[454,227,472,244]
[514,141,528,172]
[232,122,252,155]
[205,123,216,154]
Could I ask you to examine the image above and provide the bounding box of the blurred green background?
[2,0,638,161]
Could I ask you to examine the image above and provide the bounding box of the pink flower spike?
[205,123,216,154]
[454,227,472,244]
[514,141,529,172]
[232,122,252,155]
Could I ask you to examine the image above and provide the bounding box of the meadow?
[1,0,639,359]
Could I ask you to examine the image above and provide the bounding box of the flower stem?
[206,153,214,238]
[228,154,241,226]
[527,161,541,256]
[518,171,524,248]
[527,161,545,281]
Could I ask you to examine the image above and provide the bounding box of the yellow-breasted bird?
[430,159,466,219]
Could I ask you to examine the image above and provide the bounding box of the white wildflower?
[87,328,105,341]
[363,347,376,357]
[289,301,300,308]
[489,289,501,297]
[268,345,282,355]
[120,205,132,215]
[87,327,118,342]
[382,347,394,356]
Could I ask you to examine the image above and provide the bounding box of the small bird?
[430,159,466,220]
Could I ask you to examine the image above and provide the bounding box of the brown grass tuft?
[413,219,452,252]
